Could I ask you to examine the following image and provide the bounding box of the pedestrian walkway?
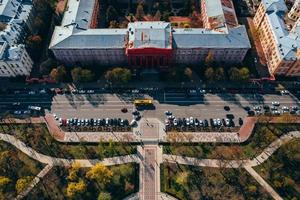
[245,166,283,200]
[0,133,139,167]
[16,165,53,200]
[138,145,163,200]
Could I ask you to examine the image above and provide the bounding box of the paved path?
[163,131,300,200]
[16,165,53,200]
[163,131,300,168]
[245,166,283,200]
[0,133,139,167]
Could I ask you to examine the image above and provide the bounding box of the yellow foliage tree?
[0,176,11,190]
[67,162,81,181]
[175,171,189,186]
[16,176,33,194]
[66,179,87,198]
[86,164,113,186]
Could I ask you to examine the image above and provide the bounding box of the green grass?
[161,163,272,200]
[0,123,137,159]
[0,141,44,199]
[254,139,300,199]
[26,163,139,200]
[163,123,300,160]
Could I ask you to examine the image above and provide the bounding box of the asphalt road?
[0,91,299,124]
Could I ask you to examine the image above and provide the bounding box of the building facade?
[288,0,300,21]
[0,0,35,77]
[253,0,300,77]
[49,0,251,67]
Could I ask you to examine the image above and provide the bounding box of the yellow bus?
[134,99,153,107]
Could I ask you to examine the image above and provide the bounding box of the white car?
[87,90,94,94]
[272,110,281,115]
[189,117,194,125]
[282,106,289,111]
[130,119,137,126]
[39,89,47,94]
[272,101,280,106]
[280,90,289,95]
[14,110,22,115]
[253,106,261,111]
[173,119,178,126]
[53,113,58,120]
[28,91,36,95]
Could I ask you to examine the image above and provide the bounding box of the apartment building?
[0,0,34,77]
[288,0,300,21]
[253,0,300,76]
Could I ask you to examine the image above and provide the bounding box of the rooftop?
[50,0,250,50]
[261,0,300,60]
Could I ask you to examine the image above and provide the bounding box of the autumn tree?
[66,179,87,198]
[135,3,145,21]
[106,6,118,23]
[86,163,113,188]
[215,67,225,81]
[205,51,214,66]
[71,67,94,83]
[175,171,189,186]
[0,176,11,191]
[0,23,6,31]
[184,67,193,79]
[239,67,250,81]
[98,192,112,200]
[204,67,214,82]
[104,67,132,84]
[26,35,42,49]
[153,10,161,21]
[16,176,33,194]
[50,65,66,82]
[67,162,81,181]
[229,67,240,81]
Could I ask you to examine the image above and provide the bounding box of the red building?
[125,22,173,67]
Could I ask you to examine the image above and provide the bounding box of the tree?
[71,67,94,83]
[205,51,214,66]
[153,10,161,21]
[26,35,42,49]
[184,67,193,79]
[86,163,113,188]
[0,23,6,31]
[16,176,33,194]
[204,67,214,82]
[135,4,145,21]
[98,192,112,200]
[106,6,118,23]
[80,69,94,82]
[175,171,189,186]
[215,67,224,81]
[104,67,132,84]
[229,67,240,81]
[50,65,66,82]
[109,20,119,28]
[0,176,10,191]
[67,162,81,181]
[239,67,250,81]
[66,180,87,198]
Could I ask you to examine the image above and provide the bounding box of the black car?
[244,106,251,111]
[113,118,118,126]
[263,105,270,110]
[238,117,243,126]
[248,110,255,116]
[124,119,129,126]
[224,106,230,111]
[226,114,234,119]
[209,118,214,127]
[204,119,209,127]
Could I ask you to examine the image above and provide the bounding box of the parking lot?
[0,88,299,132]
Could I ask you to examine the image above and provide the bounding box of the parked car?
[272,101,280,106]
[280,90,289,95]
[238,118,243,126]
[224,106,230,111]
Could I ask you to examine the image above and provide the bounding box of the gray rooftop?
[262,0,300,60]
[173,26,251,49]
[50,0,250,51]
[128,22,171,49]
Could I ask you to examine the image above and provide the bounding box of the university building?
[0,0,34,77]
[253,0,300,77]
[49,0,251,67]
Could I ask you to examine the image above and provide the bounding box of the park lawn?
[26,163,139,200]
[163,123,300,160]
[0,141,44,199]
[0,123,137,159]
[254,139,300,199]
[161,163,272,200]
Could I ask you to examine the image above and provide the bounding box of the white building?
[0,0,34,77]
[288,0,300,21]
